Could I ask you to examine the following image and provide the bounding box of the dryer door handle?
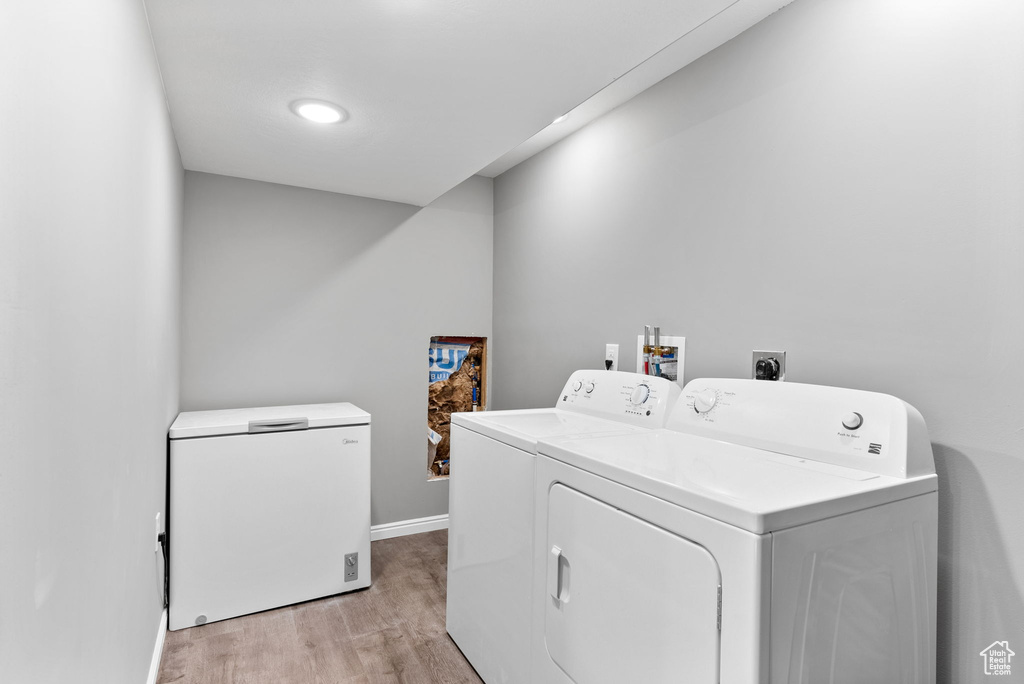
[549,545,567,603]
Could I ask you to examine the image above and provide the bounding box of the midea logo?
[343,439,359,445]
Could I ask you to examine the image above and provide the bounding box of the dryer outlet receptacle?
[752,350,786,381]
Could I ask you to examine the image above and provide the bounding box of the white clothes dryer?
[532,378,937,684]
[446,370,681,684]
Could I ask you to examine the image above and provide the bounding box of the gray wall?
[0,2,183,683]
[181,172,493,525]
[492,0,1023,681]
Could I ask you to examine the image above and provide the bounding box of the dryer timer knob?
[693,390,717,414]
[630,384,651,406]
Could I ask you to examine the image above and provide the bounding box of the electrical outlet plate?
[752,350,786,381]
[605,343,619,371]
[155,512,162,553]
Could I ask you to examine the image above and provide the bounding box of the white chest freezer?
[168,402,371,631]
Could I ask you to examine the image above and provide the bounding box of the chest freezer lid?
[169,402,370,439]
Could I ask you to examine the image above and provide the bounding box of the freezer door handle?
[247,418,309,433]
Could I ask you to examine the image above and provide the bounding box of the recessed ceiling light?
[291,99,348,124]
[552,114,569,124]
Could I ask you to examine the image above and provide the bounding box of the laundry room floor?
[157,529,482,683]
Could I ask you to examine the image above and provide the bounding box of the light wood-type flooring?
[157,530,483,684]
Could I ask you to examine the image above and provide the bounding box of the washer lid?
[170,402,370,439]
[453,408,644,454]
[538,430,937,534]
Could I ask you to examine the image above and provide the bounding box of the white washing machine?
[446,370,681,684]
[532,378,938,683]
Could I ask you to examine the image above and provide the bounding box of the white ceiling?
[144,0,793,207]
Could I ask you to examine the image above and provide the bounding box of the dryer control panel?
[559,370,682,429]
[670,378,934,479]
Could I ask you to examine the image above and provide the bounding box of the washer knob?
[572,380,582,392]
[842,412,863,430]
[693,390,717,414]
[585,382,596,394]
[630,384,651,406]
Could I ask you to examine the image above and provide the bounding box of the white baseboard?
[146,609,167,684]
[370,513,448,541]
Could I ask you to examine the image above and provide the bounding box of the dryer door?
[544,484,721,684]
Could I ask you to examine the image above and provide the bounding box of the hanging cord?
[158,532,169,609]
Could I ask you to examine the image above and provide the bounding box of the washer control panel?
[559,370,682,427]
[669,378,934,479]
[629,384,651,407]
